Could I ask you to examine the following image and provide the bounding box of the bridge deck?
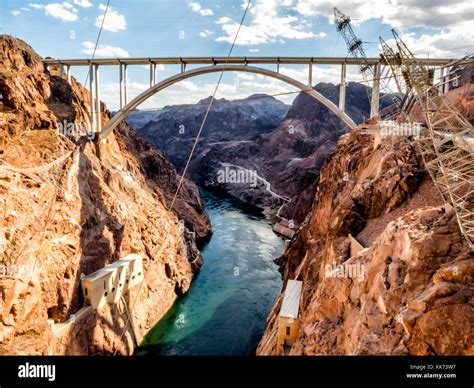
[42,56,462,67]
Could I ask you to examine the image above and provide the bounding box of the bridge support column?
[308,64,313,88]
[124,64,128,106]
[149,62,154,88]
[444,67,450,94]
[89,64,96,134]
[339,64,346,112]
[94,65,101,133]
[119,63,123,109]
[370,64,380,118]
[66,65,71,84]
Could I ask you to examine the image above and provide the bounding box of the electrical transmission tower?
[334,7,373,81]
[385,29,474,248]
[333,7,402,119]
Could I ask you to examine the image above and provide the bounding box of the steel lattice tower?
[334,7,403,119]
[387,29,474,248]
[334,7,373,79]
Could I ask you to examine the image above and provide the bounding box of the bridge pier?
[124,64,128,106]
[339,63,346,112]
[370,64,380,118]
[66,65,71,84]
[94,65,101,133]
[88,63,96,134]
[119,63,123,109]
[119,63,128,109]
[149,62,154,88]
[443,67,450,94]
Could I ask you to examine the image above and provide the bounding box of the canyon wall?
[257,86,474,354]
[0,36,211,355]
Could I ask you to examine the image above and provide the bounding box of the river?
[137,190,284,355]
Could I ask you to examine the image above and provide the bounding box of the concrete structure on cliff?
[80,254,144,309]
[277,279,302,355]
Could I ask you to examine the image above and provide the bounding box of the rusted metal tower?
[334,7,402,119]
[387,29,474,248]
[333,7,373,78]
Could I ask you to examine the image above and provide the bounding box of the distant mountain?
[129,83,390,225]
[130,94,290,171]
[124,109,162,129]
[190,82,383,224]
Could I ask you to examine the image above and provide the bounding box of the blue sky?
[2,0,473,110]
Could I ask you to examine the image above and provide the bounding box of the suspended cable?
[113,0,254,355]
[83,0,111,87]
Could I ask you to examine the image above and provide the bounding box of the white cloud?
[295,0,474,30]
[200,29,215,38]
[96,4,127,32]
[73,0,92,8]
[12,10,21,16]
[189,2,214,16]
[141,64,166,71]
[236,73,255,80]
[216,0,323,45]
[294,0,473,59]
[275,65,363,85]
[29,2,79,22]
[81,41,130,57]
[249,48,260,53]
[385,21,474,57]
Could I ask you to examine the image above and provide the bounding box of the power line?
[168,0,253,212]
[83,0,111,86]
[112,0,254,355]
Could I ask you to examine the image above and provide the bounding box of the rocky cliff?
[0,35,211,355]
[257,85,474,355]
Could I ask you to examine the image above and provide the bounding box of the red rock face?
[0,36,210,355]
[257,124,473,355]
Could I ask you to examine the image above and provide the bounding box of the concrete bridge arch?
[99,64,357,139]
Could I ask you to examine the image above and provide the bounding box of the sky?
[2,0,473,110]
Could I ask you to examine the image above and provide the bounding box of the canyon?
[0,36,210,355]
[132,82,390,226]
[0,34,472,357]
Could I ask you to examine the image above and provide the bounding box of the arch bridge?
[42,56,457,138]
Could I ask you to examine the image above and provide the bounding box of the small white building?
[277,279,303,355]
[80,268,115,309]
[80,254,144,309]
